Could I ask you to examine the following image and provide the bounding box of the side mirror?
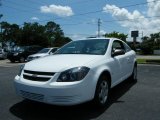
[112,49,125,57]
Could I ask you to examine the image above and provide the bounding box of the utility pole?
[0,14,3,45]
[98,18,101,37]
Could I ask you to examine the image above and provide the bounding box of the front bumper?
[14,73,95,105]
[7,54,20,61]
[0,54,4,58]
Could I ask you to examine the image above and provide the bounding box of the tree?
[0,21,72,47]
[19,22,49,47]
[104,31,128,42]
[45,21,65,47]
[141,36,154,55]
[1,22,21,43]
[140,32,160,54]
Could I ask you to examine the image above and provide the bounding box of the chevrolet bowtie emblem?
[32,74,38,77]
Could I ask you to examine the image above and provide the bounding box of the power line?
[20,0,97,6]
[5,0,40,11]
[3,0,160,28]
[103,15,160,23]
[20,0,45,6]
[29,0,160,24]
[2,4,54,18]
[3,0,160,26]
[4,0,160,18]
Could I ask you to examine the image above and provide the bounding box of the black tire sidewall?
[131,65,137,81]
[94,75,110,107]
[19,57,25,63]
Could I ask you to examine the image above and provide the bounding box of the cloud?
[147,0,160,16]
[96,30,106,36]
[40,4,74,17]
[65,34,86,40]
[31,17,39,21]
[103,1,160,36]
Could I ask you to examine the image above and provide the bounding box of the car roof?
[77,37,121,42]
[43,47,59,49]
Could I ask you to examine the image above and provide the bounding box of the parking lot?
[0,60,160,120]
[0,59,23,67]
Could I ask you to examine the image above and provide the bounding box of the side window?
[112,40,125,56]
[123,42,131,52]
[112,40,125,51]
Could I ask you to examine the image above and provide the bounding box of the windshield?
[55,39,109,55]
[12,46,27,52]
[38,48,50,53]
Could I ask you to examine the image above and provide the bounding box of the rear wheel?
[94,75,110,107]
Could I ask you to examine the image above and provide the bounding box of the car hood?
[29,53,48,57]
[24,54,101,72]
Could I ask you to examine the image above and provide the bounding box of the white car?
[14,38,137,107]
[27,47,58,61]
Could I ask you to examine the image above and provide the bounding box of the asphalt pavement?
[0,62,160,120]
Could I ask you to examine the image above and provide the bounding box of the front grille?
[23,70,55,82]
[24,70,55,76]
[20,90,44,101]
[23,74,50,81]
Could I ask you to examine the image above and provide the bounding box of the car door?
[123,42,135,77]
[110,40,128,84]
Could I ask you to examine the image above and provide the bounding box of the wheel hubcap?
[20,57,24,62]
[98,80,108,104]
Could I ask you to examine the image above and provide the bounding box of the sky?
[0,0,160,41]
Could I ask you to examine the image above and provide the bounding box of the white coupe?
[26,47,58,62]
[14,38,137,107]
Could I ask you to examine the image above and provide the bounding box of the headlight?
[18,64,25,76]
[14,53,19,56]
[35,56,41,59]
[31,56,40,60]
[57,67,90,82]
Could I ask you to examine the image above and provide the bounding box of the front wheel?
[10,59,15,63]
[130,65,137,82]
[93,75,110,107]
[19,57,25,63]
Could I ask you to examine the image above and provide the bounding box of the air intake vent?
[20,90,44,101]
[24,70,55,76]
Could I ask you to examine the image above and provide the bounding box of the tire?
[19,57,25,63]
[10,59,15,63]
[93,75,110,107]
[130,64,137,82]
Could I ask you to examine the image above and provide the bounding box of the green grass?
[137,59,146,64]
[137,59,160,64]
